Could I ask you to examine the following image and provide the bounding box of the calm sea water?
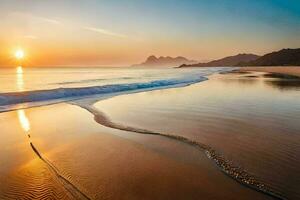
[0,67,223,93]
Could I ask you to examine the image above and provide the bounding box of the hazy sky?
[0,0,300,66]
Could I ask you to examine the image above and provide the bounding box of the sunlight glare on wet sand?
[18,109,30,133]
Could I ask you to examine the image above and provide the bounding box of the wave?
[75,102,286,200]
[0,75,208,112]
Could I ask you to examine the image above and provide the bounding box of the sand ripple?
[0,159,71,200]
[0,137,91,200]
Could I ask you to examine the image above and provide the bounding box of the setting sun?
[15,49,25,60]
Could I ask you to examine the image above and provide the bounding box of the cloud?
[83,27,127,38]
[9,12,131,40]
[9,12,62,25]
[35,17,62,25]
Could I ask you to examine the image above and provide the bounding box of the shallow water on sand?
[94,71,300,200]
[0,104,271,199]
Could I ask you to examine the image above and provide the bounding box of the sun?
[15,49,25,60]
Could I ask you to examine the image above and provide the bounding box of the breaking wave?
[0,75,208,112]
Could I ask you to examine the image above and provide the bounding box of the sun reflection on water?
[18,109,30,132]
[16,66,24,91]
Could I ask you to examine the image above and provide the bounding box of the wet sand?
[0,104,272,199]
[239,67,300,77]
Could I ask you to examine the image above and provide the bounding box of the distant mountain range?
[238,48,300,66]
[179,48,300,68]
[132,55,197,67]
[179,54,259,68]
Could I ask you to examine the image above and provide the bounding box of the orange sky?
[1,1,299,67]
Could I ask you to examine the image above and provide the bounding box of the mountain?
[133,55,197,67]
[135,48,300,68]
[239,48,300,66]
[179,54,260,68]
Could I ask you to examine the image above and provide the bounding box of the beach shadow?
[263,73,300,91]
[219,74,259,86]
[220,71,300,90]
[263,73,300,79]
[220,70,251,75]
[265,80,300,91]
[244,75,259,78]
